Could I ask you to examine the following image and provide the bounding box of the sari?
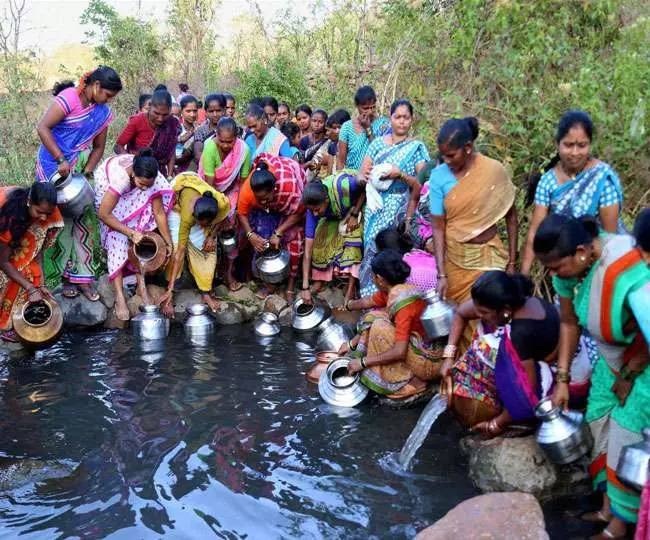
[359,138,430,296]
[94,155,174,280]
[166,172,230,292]
[554,234,650,524]
[150,116,180,177]
[310,170,363,281]
[357,284,444,395]
[238,154,307,278]
[0,188,64,330]
[36,87,114,286]
[245,127,290,159]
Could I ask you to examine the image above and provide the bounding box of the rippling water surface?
[0,326,481,539]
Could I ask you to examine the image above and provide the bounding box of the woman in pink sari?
[95,151,175,320]
[200,117,252,290]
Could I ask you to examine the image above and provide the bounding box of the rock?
[236,302,260,322]
[172,289,203,319]
[145,284,166,305]
[54,293,108,328]
[317,286,346,308]
[264,294,288,315]
[0,457,77,492]
[416,492,549,540]
[213,284,230,299]
[96,275,116,309]
[460,434,590,499]
[0,341,26,359]
[225,285,258,305]
[103,308,129,330]
[212,301,243,325]
[278,306,293,327]
[127,294,143,318]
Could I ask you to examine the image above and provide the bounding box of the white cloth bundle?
[365,163,394,212]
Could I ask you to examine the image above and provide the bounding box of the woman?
[522,110,625,275]
[37,67,122,300]
[0,183,63,342]
[160,173,230,314]
[534,214,650,540]
[341,250,443,400]
[295,104,313,140]
[244,105,293,159]
[277,102,291,128]
[300,172,363,306]
[429,117,517,306]
[262,96,279,127]
[95,151,175,321]
[175,95,199,173]
[406,161,438,250]
[115,90,180,178]
[193,93,226,164]
[337,86,391,171]
[438,271,563,434]
[237,154,306,299]
[319,109,351,178]
[358,99,430,297]
[200,117,252,290]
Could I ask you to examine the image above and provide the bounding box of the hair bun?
[202,191,214,199]
[137,148,154,158]
[256,162,269,172]
[463,117,479,141]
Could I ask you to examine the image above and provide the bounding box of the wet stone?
[0,458,77,492]
[54,293,108,328]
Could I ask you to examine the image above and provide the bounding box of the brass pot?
[12,298,64,349]
[127,232,169,275]
[305,351,338,384]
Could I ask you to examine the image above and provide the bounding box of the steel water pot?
[534,398,593,465]
[420,289,453,339]
[292,298,330,333]
[255,249,290,284]
[616,427,650,491]
[254,312,281,337]
[52,172,95,218]
[184,303,215,346]
[219,231,237,256]
[132,304,170,344]
[316,317,354,352]
[318,357,369,407]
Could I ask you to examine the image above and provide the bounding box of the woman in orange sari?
[429,117,518,305]
[0,183,63,342]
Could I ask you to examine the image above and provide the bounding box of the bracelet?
[302,284,310,291]
[555,369,571,384]
[438,273,448,279]
[246,231,253,239]
[488,419,500,434]
[365,128,372,137]
[55,155,66,165]
[443,344,457,358]
[344,299,352,311]
[360,357,367,369]
[273,230,283,238]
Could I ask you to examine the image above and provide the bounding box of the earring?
[580,256,586,262]
[502,311,511,323]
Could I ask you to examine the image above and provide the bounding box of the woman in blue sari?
[243,104,293,159]
[521,110,624,274]
[36,67,122,299]
[357,99,430,297]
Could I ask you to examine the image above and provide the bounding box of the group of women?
[0,65,649,539]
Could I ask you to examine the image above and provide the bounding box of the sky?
[14,0,306,53]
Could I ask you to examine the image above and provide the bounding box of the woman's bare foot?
[78,283,100,302]
[580,510,611,523]
[115,295,130,321]
[589,517,627,540]
[201,293,222,313]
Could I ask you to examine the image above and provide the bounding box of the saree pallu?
[247,127,287,158]
[408,182,433,249]
[249,210,303,278]
[0,209,64,330]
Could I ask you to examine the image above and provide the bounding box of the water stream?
[398,395,448,470]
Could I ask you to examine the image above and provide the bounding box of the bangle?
[365,128,372,137]
[246,231,253,239]
[438,273,448,279]
[55,155,66,165]
[274,230,283,238]
[344,299,352,311]
[360,357,367,368]
[443,344,457,358]
[302,284,310,291]
[350,208,359,218]
[555,369,571,384]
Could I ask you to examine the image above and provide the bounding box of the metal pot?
[184,303,215,346]
[254,312,281,337]
[127,232,169,275]
[306,351,338,384]
[12,298,63,350]
[255,248,290,284]
[131,305,170,346]
[52,172,95,218]
[318,357,369,407]
[420,289,453,339]
[291,298,330,333]
[219,231,237,256]
[534,398,593,465]
[616,427,650,491]
[316,317,354,352]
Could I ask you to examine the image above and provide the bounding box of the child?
[281,122,303,163]
[138,93,152,113]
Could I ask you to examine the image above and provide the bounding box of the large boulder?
[416,492,549,540]
[172,289,203,320]
[54,293,108,328]
[317,286,345,309]
[212,301,244,325]
[460,434,590,499]
[96,274,116,309]
[263,294,288,315]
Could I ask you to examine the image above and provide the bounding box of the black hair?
[197,100,203,109]
[204,93,226,109]
[302,181,328,206]
[354,85,377,106]
[179,83,189,92]
[154,84,168,92]
[245,103,267,121]
[193,192,219,222]
[634,208,650,252]
[133,148,158,179]
[138,93,152,110]
[437,117,479,149]
[326,109,351,127]
[223,93,235,103]
[390,99,413,116]
[533,214,599,259]
[471,271,534,311]
[52,80,75,96]
[85,66,122,92]
[375,227,413,255]
[556,110,594,143]
[0,182,57,248]
[370,250,411,286]
[179,95,198,109]
[262,96,279,113]
[150,90,172,109]
[295,104,312,117]
[278,102,290,112]
[281,122,300,140]
[312,109,328,122]
[249,97,264,108]
[524,156,561,208]
[250,161,276,193]
[216,116,238,136]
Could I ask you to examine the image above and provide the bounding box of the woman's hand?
[301,289,313,304]
[612,377,633,406]
[250,233,268,253]
[388,165,403,179]
[472,419,504,436]
[38,286,54,300]
[165,243,173,258]
[160,298,175,318]
[506,261,517,275]
[27,286,46,303]
[57,159,71,179]
[157,290,173,309]
[131,231,144,245]
[345,215,359,232]
[439,358,454,406]
[347,358,363,374]
[551,381,570,410]
[337,341,351,356]
[269,233,281,250]
[437,276,448,301]
[203,236,216,253]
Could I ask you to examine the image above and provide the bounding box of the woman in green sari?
[534,214,650,540]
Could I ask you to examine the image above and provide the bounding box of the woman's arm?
[36,103,69,176]
[301,238,313,300]
[364,341,409,367]
[336,140,348,171]
[521,205,549,275]
[0,243,35,292]
[430,215,448,299]
[346,296,379,311]
[151,196,173,247]
[439,300,479,380]
[599,204,620,233]
[238,213,267,252]
[505,203,518,273]
[167,155,176,179]
[97,191,136,238]
[552,295,581,409]
[357,155,373,182]
[83,129,108,174]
